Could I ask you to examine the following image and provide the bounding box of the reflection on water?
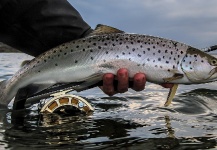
[0,53,217,149]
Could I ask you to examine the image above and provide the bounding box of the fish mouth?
[209,67,217,77]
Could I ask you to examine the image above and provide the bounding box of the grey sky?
[69,0,217,49]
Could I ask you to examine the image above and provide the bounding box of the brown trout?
[1,24,217,107]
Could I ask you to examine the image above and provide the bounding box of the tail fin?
[0,80,8,108]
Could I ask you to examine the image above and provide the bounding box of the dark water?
[0,53,217,150]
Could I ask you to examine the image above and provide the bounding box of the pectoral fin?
[163,73,184,82]
[164,83,178,107]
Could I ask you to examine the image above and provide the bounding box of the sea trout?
[1,24,217,107]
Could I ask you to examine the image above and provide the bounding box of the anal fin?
[164,84,178,107]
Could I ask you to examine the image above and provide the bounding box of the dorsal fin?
[87,24,124,37]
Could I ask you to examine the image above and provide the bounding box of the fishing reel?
[40,89,94,115]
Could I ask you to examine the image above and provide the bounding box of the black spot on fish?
[93,43,96,46]
[163,56,165,59]
[90,49,93,52]
[155,65,158,68]
[91,57,94,60]
[76,45,79,48]
[106,37,110,40]
[165,50,168,53]
[189,61,192,64]
[168,69,170,72]
[55,64,58,66]
[38,70,41,73]
[153,60,156,62]
[71,49,73,52]
[180,51,183,54]
[171,51,173,55]
[158,50,161,53]
[177,55,180,58]
[131,42,134,44]
[119,42,122,45]
[137,40,141,43]
[173,65,175,69]
[169,57,171,60]
[54,50,56,53]
[44,60,47,62]
[166,61,169,64]
[64,53,67,55]
[132,48,135,51]
[103,59,106,62]
[177,61,179,64]
[140,45,143,48]
[143,51,145,54]
[138,54,141,57]
[142,63,145,66]
[163,44,165,47]
[160,66,163,68]
[153,46,156,49]
[106,51,109,54]
[153,53,155,55]
[137,64,141,66]
[158,58,161,61]
[194,55,197,57]
[75,60,78,63]
[201,60,204,63]
[129,58,131,61]
[112,39,115,41]
[112,43,115,46]
[104,43,108,46]
[126,45,129,49]
[83,49,85,52]
[60,50,62,52]
[147,48,150,51]
[122,52,125,55]
[116,55,119,58]
[147,58,150,61]
[129,52,131,54]
[174,58,176,61]
[98,46,102,49]
[48,56,50,59]
[57,54,60,57]
[125,37,129,40]
[190,67,193,70]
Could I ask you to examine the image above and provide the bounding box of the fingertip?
[133,73,146,91]
[161,83,174,88]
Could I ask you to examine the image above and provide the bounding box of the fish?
[1,24,217,107]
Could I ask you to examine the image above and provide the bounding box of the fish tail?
[0,80,10,108]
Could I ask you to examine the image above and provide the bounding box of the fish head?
[181,47,217,83]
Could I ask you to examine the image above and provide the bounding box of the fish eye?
[211,59,217,65]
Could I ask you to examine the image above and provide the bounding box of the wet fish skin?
[1,25,217,107]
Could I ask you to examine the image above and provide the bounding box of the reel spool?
[40,89,94,115]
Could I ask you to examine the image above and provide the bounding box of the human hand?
[101,68,173,96]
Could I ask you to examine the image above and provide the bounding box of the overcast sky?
[69,0,217,49]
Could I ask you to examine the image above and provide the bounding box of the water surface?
[0,53,217,149]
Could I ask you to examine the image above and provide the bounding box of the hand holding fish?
[102,69,173,96]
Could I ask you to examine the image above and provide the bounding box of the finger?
[161,83,174,88]
[132,73,146,91]
[102,73,115,96]
[117,68,129,93]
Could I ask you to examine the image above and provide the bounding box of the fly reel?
[40,89,94,115]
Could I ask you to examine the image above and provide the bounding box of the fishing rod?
[202,44,217,53]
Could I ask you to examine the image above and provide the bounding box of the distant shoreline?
[0,43,20,53]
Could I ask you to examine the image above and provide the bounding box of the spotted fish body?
[1,25,217,106]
